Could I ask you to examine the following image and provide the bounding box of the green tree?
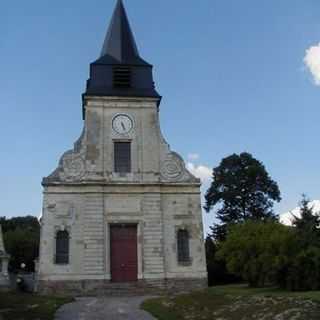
[217,221,297,288]
[292,195,320,246]
[205,236,240,286]
[285,246,320,291]
[204,152,281,240]
[283,195,320,291]
[0,216,40,272]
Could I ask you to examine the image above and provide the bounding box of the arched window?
[177,229,190,264]
[55,230,69,264]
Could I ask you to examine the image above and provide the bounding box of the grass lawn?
[142,284,320,320]
[0,292,73,320]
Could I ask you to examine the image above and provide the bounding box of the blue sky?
[1,0,320,233]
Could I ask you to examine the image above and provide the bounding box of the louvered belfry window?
[55,230,69,264]
[177,229,190,263]
[113,66,131,88]
[114,142,131,173]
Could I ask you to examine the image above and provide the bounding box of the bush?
[218,220,320,291]
[205,237,241,286]
[1,216,40,272]
[285,246,320,291]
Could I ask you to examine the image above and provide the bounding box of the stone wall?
[39,95,207,294]
[38,277,208,296]
[39,185,207,283]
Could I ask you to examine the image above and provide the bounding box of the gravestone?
[0,225,10,289]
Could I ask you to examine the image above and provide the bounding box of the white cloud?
[280,200,320,226]
[188,153,200,161]
[304,43,320,86]
[187,162,212,183]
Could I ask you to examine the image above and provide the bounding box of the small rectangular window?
[177,229,190,263]
[55,230,69,265]
[114,142,131,173]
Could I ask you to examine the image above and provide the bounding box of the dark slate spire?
[100,0,142,64]
[84,0,160,110]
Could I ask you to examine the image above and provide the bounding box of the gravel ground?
[55,296,156,320]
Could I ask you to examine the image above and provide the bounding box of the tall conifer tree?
[292,195,320,246]
[205,152,281,240]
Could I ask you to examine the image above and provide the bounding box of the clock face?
[112,114,133,134]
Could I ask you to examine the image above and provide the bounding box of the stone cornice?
[43,183,201,195]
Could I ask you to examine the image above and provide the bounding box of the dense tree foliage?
[217,221,296,287]
[204,152,281,241]
[0,216,40,272]
[292,195,320,246]
[218,194,320,291]
[205,236,241,286]
[286,195,320,290]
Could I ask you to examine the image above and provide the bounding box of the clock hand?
[121,122,126,131]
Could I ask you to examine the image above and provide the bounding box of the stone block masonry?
[38,0,208,295]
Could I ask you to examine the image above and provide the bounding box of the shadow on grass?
[0,291,73,320]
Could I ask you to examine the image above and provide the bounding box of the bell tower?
[84,0,160,111]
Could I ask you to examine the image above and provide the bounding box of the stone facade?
[38,97,207,294]
[0,225,10,290]
[38,0,207,295]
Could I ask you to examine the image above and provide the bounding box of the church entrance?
[110,224,138,282]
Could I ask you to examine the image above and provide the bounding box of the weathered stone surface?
[39,278,207,296]
[0,225,10,289]
[39,96,207,293]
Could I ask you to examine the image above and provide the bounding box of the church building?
[38,0,207,294]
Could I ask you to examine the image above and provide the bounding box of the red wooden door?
[110,225,138,282]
